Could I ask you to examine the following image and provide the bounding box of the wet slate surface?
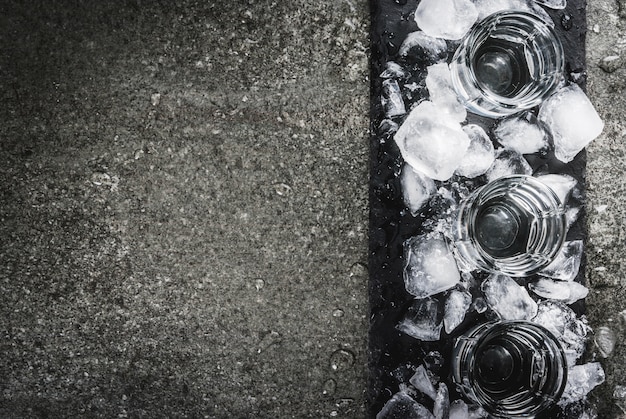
[368,1,589,417]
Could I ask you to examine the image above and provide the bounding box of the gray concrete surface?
[0,0,625,418]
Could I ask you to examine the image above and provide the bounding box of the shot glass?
[454,175,565,276]
[450,11,564,118]
[451,321,567,418]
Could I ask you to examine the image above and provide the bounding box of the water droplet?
[595,326,616,358]
[561,13,573,31]
[254,279,265,291]
[322,378,337,396]
[329,349,355,372]
[273,183,292,196]
[257,331,281,353]
[332,309,345,318]
[349,262,367,278]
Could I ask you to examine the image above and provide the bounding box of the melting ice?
[433,383,450,419]
[472,0,553,24]
[426,63,467,122]
[528,278,589,304]
[401,164,436,216]
[485,148,532,182]
[397,297,443,341]
[409,365,438,400]
[399,31,448,63]
[539,84,604,163]
[537,174,578,205]
[377,391,435,419]
[414,0,478,40]
[482,274,538,320]
[403,234,461,298]
[455,125,495,178]
[494,113,549,155]
[444,289,472,333]
[394,101,470,181]
[559,362,606,406]
[539,240,583,281]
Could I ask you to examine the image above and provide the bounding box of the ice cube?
[594,326,616,358]
[449,400,470,419]
[528,278,589,304]
[473,0,553,24]
[399,31,448,63]
[565,207,581,231]
[381,61,407,79]
[532,301,589,366]
[394,101,471,181]
[494,113,549,155]
[426,63,467,122]
[398,297,443,341]
[482,273,538,320]
[444,289,472,333]
[377,392,436,419]
[455,124,495,178]
[433,383,450,419]
[558,362,605,406]
[534,0,566,9]
[382,79,407,118]
[536,174,578,205]
[401,164,436,216]
[409,365,438,400]
[539,240,583,281]
[538,84,604,163]
[403,234,461,298]
[415,0,478,40]
[485,148,532,182]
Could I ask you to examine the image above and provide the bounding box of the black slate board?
[368,1,589,417]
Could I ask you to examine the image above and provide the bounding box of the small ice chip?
[534,0,567,9]
[401,164,436,216]
[482,274,538,320]
[377,392,436,419]
[433,383,450,419]
[444,290,472,333]
[528,278,589,304]
[559,362,605,406]
[532,301,589,366]
[539,84,604,163]
[594,326,616,358]
[382,79,407,117]
[539,240,583,281]
[494,113,549,154]
[485,149,532,183]
[449,400,469,419]
[414,0,478,40]
[397,297,443,342]
[403,234,461,298]
[381,61,406,79]
[409,365,438,400]
[536,174,578,205]
[399,31,448,63]
[455,125,495,178]
[426,63,467,122]
[394,101,470,181]
[473,0,553,24]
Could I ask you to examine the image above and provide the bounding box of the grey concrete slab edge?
[0,0,624,418]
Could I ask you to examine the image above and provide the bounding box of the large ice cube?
[485,149,532,182]
[394,101,471,181]
[401,164,436,216]
[539,240,583,281]
[532,301,589,366]
[528,278,589,304]
[399,31,448,63]
[473,0,553,24]
[444,289,472,333]
[558,362,605,406]
[382,79,407,118]
[537,174,578,205]
[415,0,478,40]
[377,392,436,419]
[403,234,461,298]
[426,63,467,122]
[455,125,495,178]
[409,365,438,400]
[482,274,538,320]
[398,297,443,341]
[494,113,549,155]
[538,84,604,163]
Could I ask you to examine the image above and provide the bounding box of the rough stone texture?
[1,0,625,417]
[586,1,626,417]
[0,1,369,417]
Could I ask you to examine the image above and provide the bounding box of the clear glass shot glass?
[450,11,564,118]
[454,175,565,277]
[451,321,568,418]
